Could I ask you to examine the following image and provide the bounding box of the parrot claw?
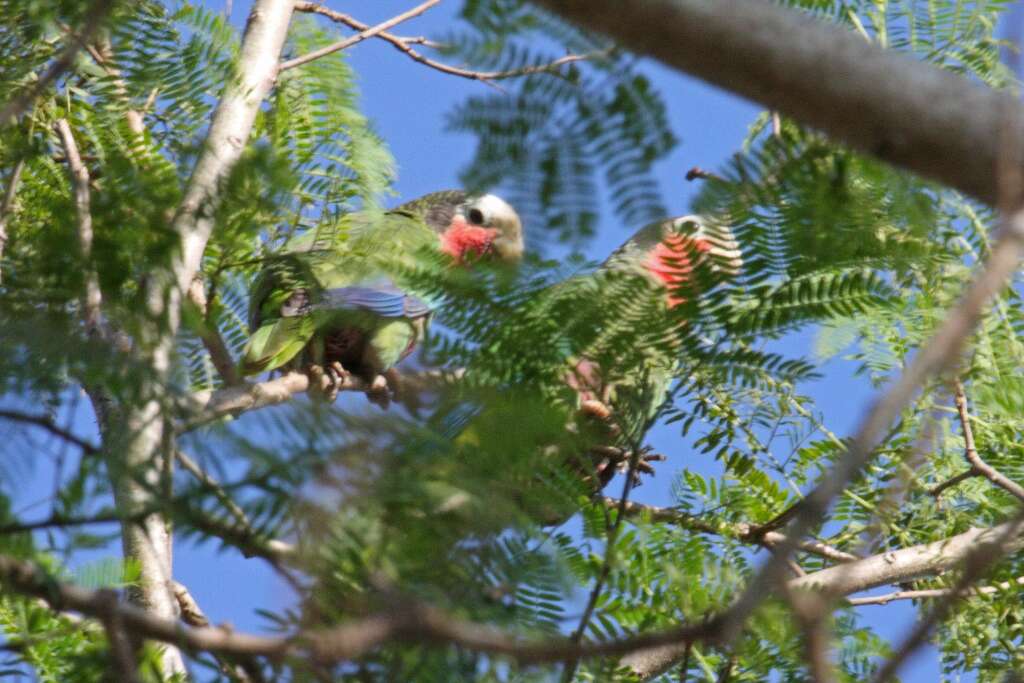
[580,399,613,421]
[306,362,351,402]
[366,374,391,410]
[590,445,665,487]
[328,361,351,387]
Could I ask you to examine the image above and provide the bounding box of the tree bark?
[99,0,296,676]
[532,0,1024,210]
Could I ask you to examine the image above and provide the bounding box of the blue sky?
[13,0,1005,679]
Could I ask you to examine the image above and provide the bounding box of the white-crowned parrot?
[240,190,523,406]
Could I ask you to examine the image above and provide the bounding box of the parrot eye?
[467,208,486,225]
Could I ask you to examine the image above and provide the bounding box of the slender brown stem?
[953,380,1024,502]
[280,0,441,72]
[294,2,609,82]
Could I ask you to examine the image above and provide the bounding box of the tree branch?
[97,4,296,677]
[789,517,1024,598]
[294,2,610,82]
[0,158,25,283]
[0,408,99,453]
[0,549,728,665]
[605,498,858,564]
[0,0,117,125]
[702,209,1024,650]
[533,0,1024,210]
[280,0,440,72]
[179,367,463,431]
[175,450,252,533]
[870,513,1024,683]
[953,380,1024,502]
[928,468,976,498]
[186,277,240,385]
[846,575,1024,606]
[55,118,103,335]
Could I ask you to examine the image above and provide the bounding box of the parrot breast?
[439,215,500,262]
[643,234,713,307]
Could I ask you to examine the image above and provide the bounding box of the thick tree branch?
[55,119,103,335]
[0,0,117,125]
[172,0,295,298]
[0,550,727,664]
[3,514,1023,674]
[623,517,1024,679]
[721,211,1024,634]
[789,517,1024,597]
[295,2,609,82]
[280,0,440,72]
[0,158,25,282]
[870,513,1024,683]
[96,4,295,677]
[533,0,1024,210]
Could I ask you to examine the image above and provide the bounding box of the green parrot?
[565,214,743,488]
[240,190,524,406]
[426,213,742,521]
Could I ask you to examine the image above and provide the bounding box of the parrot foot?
[322,362,353,402]
[306,362,351,402]
[591,445,666,487]
[580,399,613,421]
[366,374,391,410]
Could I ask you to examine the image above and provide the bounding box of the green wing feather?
[239,208,440,376]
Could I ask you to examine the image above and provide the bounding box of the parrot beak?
[490,233,524,262]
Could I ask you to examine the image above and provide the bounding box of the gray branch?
[533,0,1024,210]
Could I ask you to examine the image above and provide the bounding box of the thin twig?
[280,0,441,72]
[928,468,975,498]
[0,510,130,535]
[294,2,609,82]
[175,450,252,533]
[172,581,210,627]
[604,498,858,564]
[186,277,240,385]
[846,575,1024,606]
[0,408,100,453]
[0,0,117,125]
[562,452,644,681]
[953,380,1024,502]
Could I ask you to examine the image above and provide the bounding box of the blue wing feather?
[315,280,432,319]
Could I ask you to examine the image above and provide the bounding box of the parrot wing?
[312,282,432,319]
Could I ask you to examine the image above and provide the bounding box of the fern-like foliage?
[1,0,1023,681]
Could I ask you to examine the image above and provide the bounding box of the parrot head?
[440,193,524,264]
[608,215,743,307]
[401,190,523,264]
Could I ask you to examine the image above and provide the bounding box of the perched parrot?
[424,214,742,523]
[239,190,524,406]
[565,214,743,488]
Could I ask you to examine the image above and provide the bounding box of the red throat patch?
[440,216,500,263]
[644,234,712,307]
